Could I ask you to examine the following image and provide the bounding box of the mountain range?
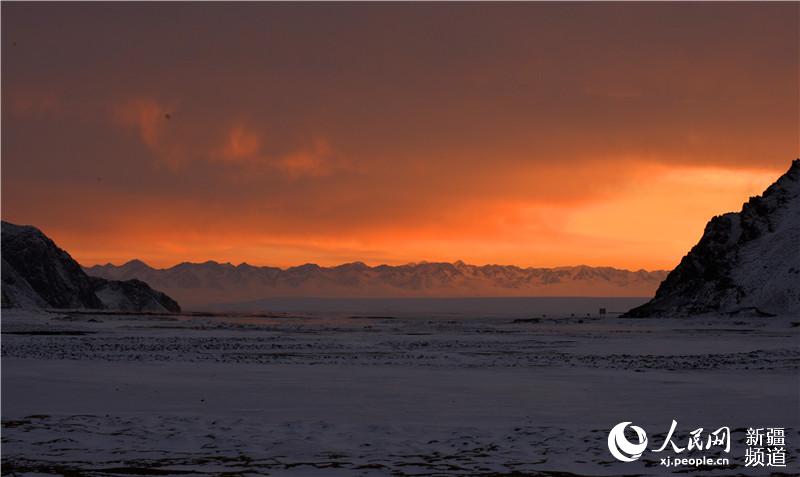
[86,260,668,309]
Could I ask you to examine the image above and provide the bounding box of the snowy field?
[2,298,798,476]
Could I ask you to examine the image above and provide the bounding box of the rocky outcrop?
[625,159,800,317]
[1,221,180,312]
[89,277,180,313]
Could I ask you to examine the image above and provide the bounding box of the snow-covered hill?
[625,159,800,317]
[1,222,181,312]
[86,259,667,309]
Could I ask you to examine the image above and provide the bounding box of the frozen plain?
[1,297,798,476]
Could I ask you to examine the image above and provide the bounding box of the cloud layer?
[2,3,797,269]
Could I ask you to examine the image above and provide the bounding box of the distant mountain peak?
[122,258,153,270]
[335,261,369,270]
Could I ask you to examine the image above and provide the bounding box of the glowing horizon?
[17,162,786,272]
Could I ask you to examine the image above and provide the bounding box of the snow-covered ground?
[2,301,798,476]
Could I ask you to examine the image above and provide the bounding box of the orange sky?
[2,3,798,270]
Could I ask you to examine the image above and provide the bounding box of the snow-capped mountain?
[2,221,181,312]
[86,259,667,309]
[625,159,800,317]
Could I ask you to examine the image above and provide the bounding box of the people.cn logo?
[608,422,649,462]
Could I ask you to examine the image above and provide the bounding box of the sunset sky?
[2,3,798,270]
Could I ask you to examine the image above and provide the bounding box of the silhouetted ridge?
[624,159,800,317]
[2,221,180,312]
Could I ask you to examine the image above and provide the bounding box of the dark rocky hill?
[625,159,800,317]
[1,221,180,312]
